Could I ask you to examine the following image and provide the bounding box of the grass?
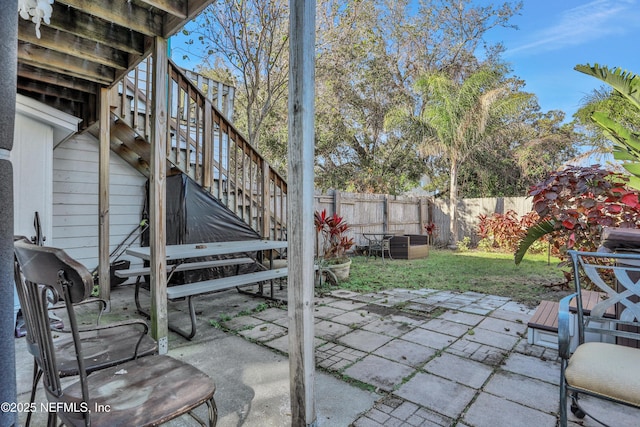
[342,249,569,307]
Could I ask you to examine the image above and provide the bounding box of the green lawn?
[341,249,569,307]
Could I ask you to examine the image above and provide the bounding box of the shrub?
[516,165,640,263]
[478,210,540,253]
[314,209,354,261]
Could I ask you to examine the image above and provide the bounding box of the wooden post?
[288,0,316,425]
[98,87,111,304]
[262,162,271,239]
[203,99,213,190]
[333,190,341,216]
[384,196,390,232]
[150,37,169,354]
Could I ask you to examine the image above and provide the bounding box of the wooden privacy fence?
[314,190,533,248]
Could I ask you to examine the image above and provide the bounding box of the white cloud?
[508,0,639,56]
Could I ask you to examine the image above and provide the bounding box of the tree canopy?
[181,0,577,199]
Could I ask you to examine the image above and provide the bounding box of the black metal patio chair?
[14,236,161,426]
[14,239,218,426]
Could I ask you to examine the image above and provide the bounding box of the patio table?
[125,239,288,339]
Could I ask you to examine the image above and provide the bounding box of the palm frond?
[515,220,556,265]
[575,64,640,110]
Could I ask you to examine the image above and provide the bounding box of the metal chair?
[363,233,393,261]
[14,239,218,426]
[559,250,640,426]
[14,236,158,426]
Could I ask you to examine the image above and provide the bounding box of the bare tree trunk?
[448,158,458,249]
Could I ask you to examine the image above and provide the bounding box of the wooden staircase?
[88,57,287,241]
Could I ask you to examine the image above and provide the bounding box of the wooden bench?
[136,265,288,340]
[115,257,255,281]
[527,290,615,350]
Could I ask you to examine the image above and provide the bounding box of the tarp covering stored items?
[142,173,263,284]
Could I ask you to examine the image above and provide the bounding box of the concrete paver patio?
[14,283,640,426]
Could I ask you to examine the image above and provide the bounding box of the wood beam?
[138,0,187,19]
[149,36,169,354]
[45,6,145,55]
[18,43,114,85]
[17,78,87,103]
[164,0,212,37]
[56,0,163,37]
[17,63,98,94]
[288,0,317,425]
[98,87,111,304]
[18,20,128,70]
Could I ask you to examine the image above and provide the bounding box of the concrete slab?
[462,392,557,427]
[462,326,520,350]
[313,304,348,320]
[502,352,561,385]
[446,338,508,365]
[337,329,394,352]
[14,283,638,426]
[166,335,378,427]
[420,318,473,337]
[438,309,485,326]
[400,327,456,350]
[237,322,287,342]
[343,355,414,392]
[476,316,527,337]
[331,310,380,327]
[483,371,559,413]
[314,320,353,340]
[373,338,437,368]
[423,352,493,388]
[361,317,416,337]
[394,372,475,419]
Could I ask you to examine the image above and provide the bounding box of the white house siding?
[12,114,53,242]
[53,133,146,271]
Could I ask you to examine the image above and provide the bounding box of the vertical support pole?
[0,3,17,425]
[262,162,271,239]
[98,87,111,303]
[203,99,213,190]
[150,37,169,354]
[288,0,316,425]
[333,190,341,216]
[419,198,424,234]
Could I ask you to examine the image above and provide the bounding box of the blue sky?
[486,0,640,119]
[171,0,640,120]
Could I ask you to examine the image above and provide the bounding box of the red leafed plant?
[314,209,355,261]
[424,221,437,245]
[478,210,540,252]
[515,165,640,264]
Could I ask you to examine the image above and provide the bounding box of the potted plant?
[314,209,354,282]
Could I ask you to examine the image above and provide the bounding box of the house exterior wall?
[13,94,78,244]
[12,114,53,242]
[53,132,147,270]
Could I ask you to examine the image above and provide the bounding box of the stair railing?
[110,56,287,241]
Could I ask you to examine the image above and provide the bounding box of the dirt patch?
[361,304,428,322]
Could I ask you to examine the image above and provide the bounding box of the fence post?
[333,190,341,216]
[384,196,389,232]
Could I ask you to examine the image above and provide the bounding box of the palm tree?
[387,66,527,247]
[575,64,640,189]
